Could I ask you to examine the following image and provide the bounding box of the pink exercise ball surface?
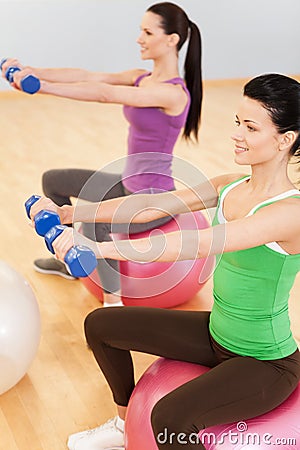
[80,211,214,308]
[125,358,300,450]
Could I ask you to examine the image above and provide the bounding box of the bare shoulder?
[216,195,300,254]
[251,195,300,250]
[130,68,149,85]
[272,194,300,223]
[210,173,249,194]
[108,68,148,86]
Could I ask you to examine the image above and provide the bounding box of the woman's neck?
[151,57,180,82]
[248,163,295,196]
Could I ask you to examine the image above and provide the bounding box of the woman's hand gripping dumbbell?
[25,195,98,278]
[1,58,40,94]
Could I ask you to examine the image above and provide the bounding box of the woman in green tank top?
[30,74,300,449]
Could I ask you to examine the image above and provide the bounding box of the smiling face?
[231,96,283,166]
[136,11,174,61]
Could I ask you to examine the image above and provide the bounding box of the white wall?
[0,0,299,90]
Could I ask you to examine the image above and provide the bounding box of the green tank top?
[209,176,300,360]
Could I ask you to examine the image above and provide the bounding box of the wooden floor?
[0,78,299,449]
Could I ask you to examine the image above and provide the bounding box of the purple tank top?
[122,72,190,193]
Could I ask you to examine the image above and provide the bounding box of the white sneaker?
[67,416,125,450]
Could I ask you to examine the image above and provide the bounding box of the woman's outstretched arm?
[1,58,145,85]
[28,173,244,226]
[52,196,300,263]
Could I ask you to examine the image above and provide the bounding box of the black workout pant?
[84,306,300,449]
[42,168,170,293]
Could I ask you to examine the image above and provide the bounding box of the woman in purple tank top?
[3,2,203,306]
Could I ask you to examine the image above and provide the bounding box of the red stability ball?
[80,211,214,308]
[125,357,300,450]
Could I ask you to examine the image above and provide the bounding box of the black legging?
[84,306,300,450]
[42,168,171,293]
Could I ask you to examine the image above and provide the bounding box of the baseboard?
[204,73,300,88]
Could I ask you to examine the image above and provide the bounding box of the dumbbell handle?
[25,194,41,219]
[44,225,98,278]
[1,59,40,94]
[25,195,60,236]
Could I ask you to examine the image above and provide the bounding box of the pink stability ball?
[125,358,300,450]
[80,211,215,308]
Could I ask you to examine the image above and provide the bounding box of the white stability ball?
[0,260,41,395]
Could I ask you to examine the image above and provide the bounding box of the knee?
[42,169,58,197]
[84,307,118,348]
[84,308,105,347]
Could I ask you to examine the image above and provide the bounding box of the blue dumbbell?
[44,225,98,278]
[25,194,97,277]
[1,58,40,94]
[25,195,61,236]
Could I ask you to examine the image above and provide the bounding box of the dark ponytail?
[147,2,203,142]
[184,19,202,141]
